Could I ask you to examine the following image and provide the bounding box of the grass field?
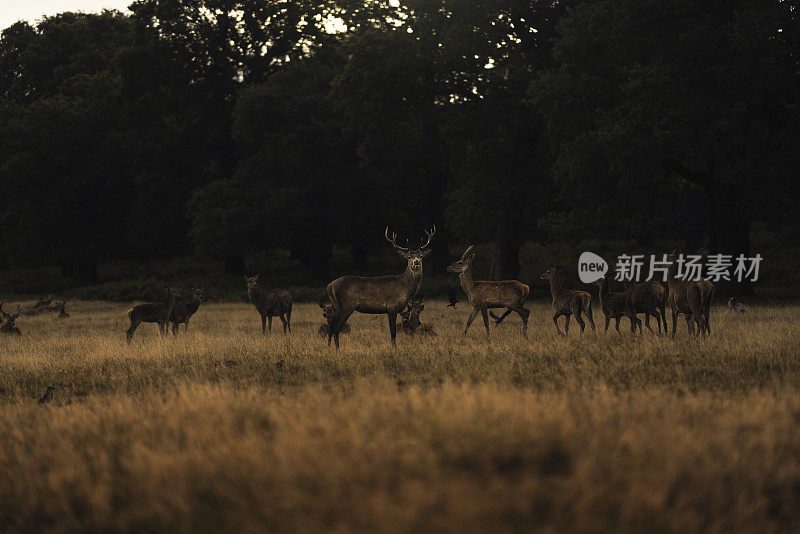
[1,299,799,532]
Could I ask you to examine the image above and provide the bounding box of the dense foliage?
[0,1,797,293]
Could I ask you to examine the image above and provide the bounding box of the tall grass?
[0,300,798,532]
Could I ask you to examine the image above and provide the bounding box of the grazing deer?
[169,288,205,335]
[326,226,435,348]
[317,303,350,338]
[594,278,639,334]
[244,275,293,334]
[447,245,530,337]
[0,303,21,336]
[728,297,746,313]
[126,285,179,343]
[32,295,53,309]
[626,281,668,335]
[666,254,704,337]
[541,264,595,336]
[399,297,437,336]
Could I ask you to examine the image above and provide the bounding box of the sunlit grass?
[0,300,798,531]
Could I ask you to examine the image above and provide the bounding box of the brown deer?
[54,301,69,319]
[594,278,639,334]
[697,278,714,335]
[666,254,704,337]
[317,303,350,338]
[0,303,21,336]
[126,285,179,343]
[244,275,293,334]
[326,226,435,348]
[399,297,437,336]
[447,245,530,337]
[32,295,53,309]
[541,264,595,336]
[169,288,205,335]
[626,281,668,335]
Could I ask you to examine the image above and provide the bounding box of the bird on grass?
[38,386,55,404]
[728,297,746,313]
[446,288,459,309]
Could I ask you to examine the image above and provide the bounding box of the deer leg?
[585,305,596,331]
[330,310,353,348]
[604,316,610,333]
[388,312,397,345]
[261,314,267,335]
[513,307,529,336]
[279,314,288,334]
[564,314,571,335]
[464,308,480,335]
[172,322,179,336]
[685,315,694,336]
[126,320,140,344]
[268,316,273,332]
[643,314,655,335]
[573,309,586,334]
[481,308,490,336]
[491,308,513,326]
[614,317,621,334]
[553,314,564,336]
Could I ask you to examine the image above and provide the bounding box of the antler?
[385,227,411,254]
[460,244,475,260]
[418,225,436,250]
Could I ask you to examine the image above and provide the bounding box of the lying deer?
[326,226,435,348]
[317,303,350,338]
[0,303,21,336]
[245,275,293,334]
[126,285,179,343]
[32,295,53,309]
[169,288,205,335]
[594,277,639,334]
[447,245,530,337]
[399,297,436,336]
[541,264,595,336]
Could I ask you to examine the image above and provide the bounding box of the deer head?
[385,226,435,275]
[319,302,335,321]
[244,274,260,290]
[447,245,476,273]
[540,264,563,281]
[192,288,207,301]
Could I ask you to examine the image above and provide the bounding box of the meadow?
[1,299,799,532]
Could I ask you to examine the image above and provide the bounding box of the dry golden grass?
[1,300,799,532]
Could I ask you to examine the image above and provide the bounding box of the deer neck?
[166,292,177,313]
[247,286,261,303]
[549,274,564,298]
[458,265,476,296]
[403,264,423,298]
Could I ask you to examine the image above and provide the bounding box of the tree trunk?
[490,225,520,281]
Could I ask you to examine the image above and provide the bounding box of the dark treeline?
[0,0,798,294]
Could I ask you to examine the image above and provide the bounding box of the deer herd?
[0,228,730,345]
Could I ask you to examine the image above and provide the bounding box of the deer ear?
[419,248,431,258]
[396,249,410,259]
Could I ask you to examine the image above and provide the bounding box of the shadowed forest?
[1,0,799,298]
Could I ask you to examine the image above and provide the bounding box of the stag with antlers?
[447,245,530,337]
[0,303,22,336]
[325,226,435,348]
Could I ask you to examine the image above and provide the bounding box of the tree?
[530,0,800,294]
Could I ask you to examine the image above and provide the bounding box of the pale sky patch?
[0,0,131,31]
